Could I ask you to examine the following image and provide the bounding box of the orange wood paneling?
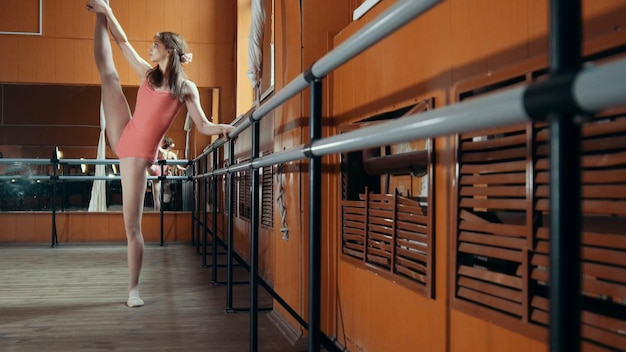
[0,0,39,34]
[337,261,447,352]
[0,36,19,82]
[329,1,626,351]
[450,310,547,352]
[0,212,192,243]
[270,0,305,333]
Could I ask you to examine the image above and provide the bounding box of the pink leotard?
[115,80,183,161]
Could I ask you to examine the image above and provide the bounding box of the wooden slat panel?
[397,196,421,207]
[457,287,523,316]
[343,233,364,243]
[397,220,426,234]
[397,204,425,216]
[583,231,626,250]
[536,199,626,215]
[459,242,522,262]
[460,160,526,174]
[536,150,626,170]
[397,212,427,225]
[342,200,366,208]
[460,186,526,197]
[583,247,626,267]
[395,264,427,283]
[537,169,626,184]
[459,219,527,237]
[459,231,526,250]
[460,146,527,163]
[396,245,427,263]
[582,324,626,352]
[460,198,527,211]
[344,247,364,259]
[369,208,393,224]
[461,123,527,140]
[582,262,626,284]
[536,185,626,199]
[397,229,427,242]
[369,223,393,235]
[458,265,523,289]
[460,133,527,151]
[458,276,522,303]
[581,341,614,352]
[395,254,427,272]
[344,220,366,229]
[368,194,393,202]
[460,173,526,185]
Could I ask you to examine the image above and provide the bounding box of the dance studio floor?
[0,243,308,351]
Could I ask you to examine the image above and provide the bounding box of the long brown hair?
[147,32,189,100]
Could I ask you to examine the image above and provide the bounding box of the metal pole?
[226,139,236,312]
[308,78,322,352]
[51,149,59,248]
[212,149,219,283]
[192,160,197,246]
[225,0,443,139]
[160,162,165,246]
[250,121,260,352]
[202,154,209,267]
[548,0,582,351]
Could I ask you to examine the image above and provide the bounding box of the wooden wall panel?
[0,212,192,243]
[236,0,254,116]
[450,310,547,352]
[36,38,58,82]
[0,0,39,34]
[329,1,626,351]
[0,0,237,99]
[0,36,19,82]
[336,262,447,352]
[270,0,305,332]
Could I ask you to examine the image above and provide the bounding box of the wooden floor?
[0,243,308,352]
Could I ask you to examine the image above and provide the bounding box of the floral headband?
[179,52,193,64]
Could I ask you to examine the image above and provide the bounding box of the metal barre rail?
[200,0,443,158]
[0,158,190,166]
[0,175,190,181]
[196,57,626,175]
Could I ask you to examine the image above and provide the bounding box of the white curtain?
[184,112,192,159]
[247,0,265,88]
[88,102,108,212]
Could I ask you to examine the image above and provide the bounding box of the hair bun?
[180,52,193,64]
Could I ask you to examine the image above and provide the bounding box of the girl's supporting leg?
[152,180,161,212]
[147,165,161,211]
[93,3,131,150]
[120,158,150,307]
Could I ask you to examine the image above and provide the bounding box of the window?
[261,155,274,228]
[238,159,252,220]
[340,99,435,297]
[452,63,626,351]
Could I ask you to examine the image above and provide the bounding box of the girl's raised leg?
[93,2,131,150]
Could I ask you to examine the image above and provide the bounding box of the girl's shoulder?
[180,79,199,100]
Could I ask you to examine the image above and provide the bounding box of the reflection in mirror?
[0,83,214,212]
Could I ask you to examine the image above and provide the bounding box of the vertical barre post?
[309,78,322,352]
[250,120,260,352]
[211,149,219,284]
[192,160,197,246]
[160,163,165,246]
[226,139,236,311]
[50,148,59,248]
[195,160,201,254]
[548,0,582,351]
[202,154,209,267]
